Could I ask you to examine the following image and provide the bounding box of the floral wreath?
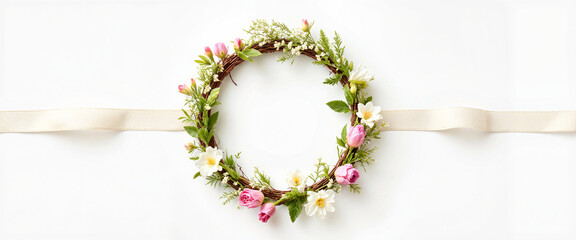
[178,19,386,223]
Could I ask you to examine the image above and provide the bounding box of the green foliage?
[349,184,361,194]
[193,172,201,179]
[308,159,330,183]
[323,73,342,85]
[207,88,220,105]
[184,126,199,138]
[326,100,350,113]
[283,189,308,222]
[237,48,262,62]
[205,173,223,188]
[252,167,272,189]
[344,85,355,105]
[220,190,240,205]
[208,112,219,130]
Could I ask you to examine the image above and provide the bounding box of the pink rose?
[335,164,360,185]
[233,38,242,51]
[301,19,310,32]
[346,125,366,148]
[258,202,276,223]
[213,42,228,59]
[239,189,264,208]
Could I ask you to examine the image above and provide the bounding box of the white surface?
[1,0,576,239]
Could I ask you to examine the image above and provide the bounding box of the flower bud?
[190,78,196,87]
[233,38,242,51]
[301,19,310,32]
[350,82,357,94]
[346,125,366,148]
[204,46,213,60]
[185,142,195,151]
[214,42,228,59]
[178,84,192,95]
[258,202,276,223]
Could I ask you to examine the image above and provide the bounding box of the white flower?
[349,65,374,86]
[356,102,382,128]
[195,146,223,176]
[305,190,336,219]
[286,170,306,192]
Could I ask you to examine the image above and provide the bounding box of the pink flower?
[214,42,228,59]
[233,38,242,51]
[190,77,196,87]
[335,164,360,185]
[301,19,310,32]
[239,189,264,208]
[184,142,194,151]
[178,84,191,95]
[204,46,213,59]
[258,202,276,223]
[346,125,366,148]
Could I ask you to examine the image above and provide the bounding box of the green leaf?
[326,100,350,113]
[341,124,348,142]
[225,153,235,169]
[286,197,306,223]
[363,96,373,104]
[237,52,251,62]
[195,55,211,65]
[337,137,346,148]
[208,112,219,130]
[198,127,210,145]
[344,85,354,105]
[243,48,262,57]
[207,88,220,104]
[184,126,199,138]
[193,172,202,179]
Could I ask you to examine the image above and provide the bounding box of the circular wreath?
[179,19,386,223]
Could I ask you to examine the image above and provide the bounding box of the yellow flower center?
[315,198,325,208]
[293,176,301,185]
[207,157,216,166]
[363,111,372,119]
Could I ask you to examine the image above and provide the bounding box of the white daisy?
[356,102,382,128]
[286,170,306,192]
[349,65,374,86]
[305,190,336,219]
[195,146,223,176]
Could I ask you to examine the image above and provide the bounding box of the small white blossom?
[286,170,306,193]
[195,146,223,176]
[221,176,229,184]
[305,190,336,219]
[356,102,383,128]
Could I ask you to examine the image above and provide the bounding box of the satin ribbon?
[0,108,575,133]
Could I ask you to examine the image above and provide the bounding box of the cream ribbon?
[0,108,575,133]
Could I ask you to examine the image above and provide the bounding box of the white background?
[1,0,576,239]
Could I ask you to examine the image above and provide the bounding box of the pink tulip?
[233,38,242,51]
[335,164,360,185]
[178,84,191,95]
[301,19,310,32]
[239,189,264,208]
[214,42,228,59]
[346,125,366,148]
[258,202,276,223]
[204,46,213,59]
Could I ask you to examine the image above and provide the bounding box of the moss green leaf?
[326,100,350,113]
